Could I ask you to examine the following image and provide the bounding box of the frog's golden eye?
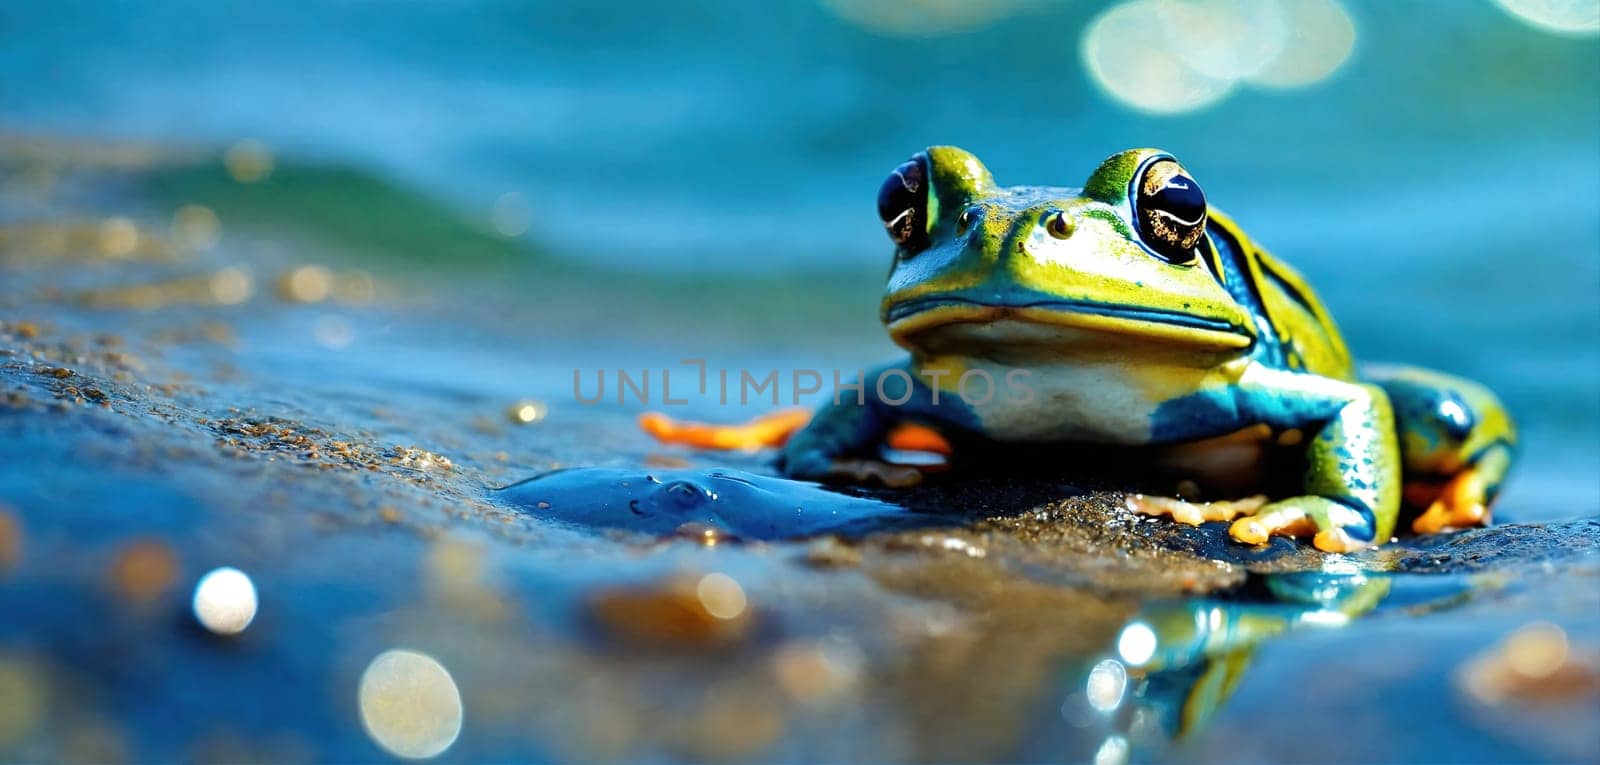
[1132,158,1207,264]
[877,155,930,253]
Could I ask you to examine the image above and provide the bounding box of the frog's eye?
[877,155,930,253]
[1132,158,1207,264]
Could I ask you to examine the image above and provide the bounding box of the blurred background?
[1,1,1598,762]
[6,0,1593,264]
[5,0,1597,269]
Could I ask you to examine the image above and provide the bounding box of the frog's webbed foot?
[1126,494,1268,526]
[1412,468,1490,535]
[1226,497,1376,553]
[1128,494,1369,552]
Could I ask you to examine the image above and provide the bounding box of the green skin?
[778,146,1517,548]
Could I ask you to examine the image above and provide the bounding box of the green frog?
[770,146,1516,552]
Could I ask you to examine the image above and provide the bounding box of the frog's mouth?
[884,295,1253,351]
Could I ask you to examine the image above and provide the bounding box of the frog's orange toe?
[1312,527,1368,554]
[1127,494,1267,527]
[1226,508,1318,546]
[885,423,953,456]
[1229,518,1271,545]
[1411,469,1490,535]
[638,408,811,451]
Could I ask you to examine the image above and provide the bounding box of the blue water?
[4,1,1596,264]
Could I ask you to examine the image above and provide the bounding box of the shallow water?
[1,143,1597,763]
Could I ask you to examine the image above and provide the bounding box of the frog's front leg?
[1225,368,1402,552]
[777,361,926,487]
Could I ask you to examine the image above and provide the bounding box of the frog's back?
[1205,211,1356,380]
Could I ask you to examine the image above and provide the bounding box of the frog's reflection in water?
[1081,569,1391,756]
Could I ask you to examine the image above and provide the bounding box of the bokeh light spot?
[108,538,179,605]
[1505,621,1569,678]
[490,192,532,237]
[278,265,333,303]
[1117,621,1157,666]
[1086,658,1128,712]
[192,566,257,635]
[1160,0,1289,80]
[225,139,274,183]
[97,217,139,258]
[1493,0,1600,36]
[171,205,221,251]
[1083,0,1235,115]
[772,638,863,703]
[1459,621,1599,705]
[695,572,747,620]
[1247,0,1357,88]
[1094,734,1131,765]
[358,649,464,760]
[208,268,254,305]
[507,399,547,424]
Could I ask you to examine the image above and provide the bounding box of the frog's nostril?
[956,206,980,235]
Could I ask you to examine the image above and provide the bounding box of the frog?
[760,146,1517,552]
